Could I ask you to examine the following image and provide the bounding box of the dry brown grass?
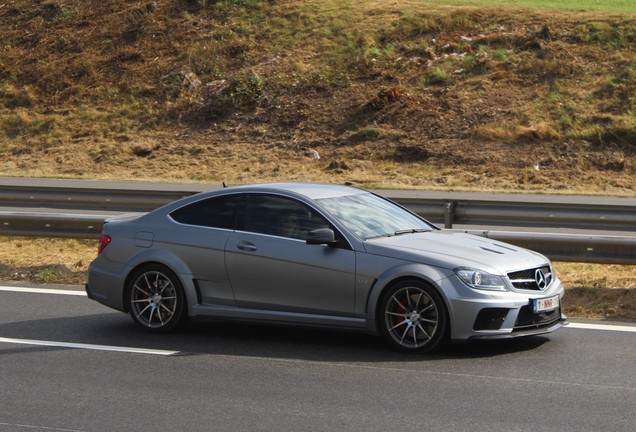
[554,262,636,320]
[0,0,635,194]
[0,237,95,285]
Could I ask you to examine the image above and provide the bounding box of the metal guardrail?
[0,185,193,212]
[1,181,635,264]
[389,196,636,231]
[0,212,107,239]
[463,230,636,265]
[1,182,635,231]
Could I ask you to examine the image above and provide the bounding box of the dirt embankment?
[0,0,634,193]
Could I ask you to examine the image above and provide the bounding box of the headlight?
[455,268,508,291]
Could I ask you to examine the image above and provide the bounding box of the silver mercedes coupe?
[86,183,566,353]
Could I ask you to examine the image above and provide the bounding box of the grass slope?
[0,0,634,193]
[422,0,636,14]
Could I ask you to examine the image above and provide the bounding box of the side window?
[170,194,242,229]
[242,195,331,240]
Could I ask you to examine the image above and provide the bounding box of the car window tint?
[170,194,241,229]
[242,194,330,240]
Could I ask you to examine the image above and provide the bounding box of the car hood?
[364,231,548,274]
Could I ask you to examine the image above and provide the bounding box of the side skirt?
[190,303,373,333]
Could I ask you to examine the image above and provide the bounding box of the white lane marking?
[0,286,86,296]
[0,422,84,432]
[567,322,636,333]
[0,337,179,356]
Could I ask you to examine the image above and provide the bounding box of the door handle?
[236,241,258,252]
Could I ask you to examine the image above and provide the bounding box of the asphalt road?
[1,283,635,432]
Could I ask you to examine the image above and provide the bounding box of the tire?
[379,280,448,353]
[126,264,186,333]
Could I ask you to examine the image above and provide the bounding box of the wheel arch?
[120,249,195,313]
[366,264,452,335]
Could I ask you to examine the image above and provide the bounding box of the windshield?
[316,193,434,240]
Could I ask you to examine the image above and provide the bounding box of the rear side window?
[170,194,242,229]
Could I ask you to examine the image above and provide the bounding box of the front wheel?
[379,280,448,353]
[126,265,185,333]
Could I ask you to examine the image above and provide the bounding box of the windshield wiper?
[365,228,429,240]
[393,228,429,236]
[365,232,393,240]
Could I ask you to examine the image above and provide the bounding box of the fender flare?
[120,248,197,313]
[365,263,453,333]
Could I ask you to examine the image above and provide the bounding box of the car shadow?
[0,312,552,362]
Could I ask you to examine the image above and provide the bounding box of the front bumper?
[467,315,568,340]
[445,277,567,341]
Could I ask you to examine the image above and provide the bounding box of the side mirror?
[306,228,337,246]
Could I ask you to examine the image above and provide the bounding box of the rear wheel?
[127,265,185,332]
[379,280,448,353]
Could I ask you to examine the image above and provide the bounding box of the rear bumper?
[86,262,127,312]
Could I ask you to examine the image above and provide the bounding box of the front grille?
[508,265,553,291]
[514,304,561,330]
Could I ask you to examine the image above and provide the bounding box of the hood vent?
[480,247,505,254]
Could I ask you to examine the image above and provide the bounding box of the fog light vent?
[474,308,510,330]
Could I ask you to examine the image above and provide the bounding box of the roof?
[226,182,366,200]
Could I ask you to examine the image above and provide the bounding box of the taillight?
[97,234,112,255]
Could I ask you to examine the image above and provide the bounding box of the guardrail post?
[444,202,455,228]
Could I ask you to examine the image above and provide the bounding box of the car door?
[167,193,242,307]
[224,193,356,316]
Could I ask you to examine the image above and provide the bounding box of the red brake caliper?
[394,295,407,330]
